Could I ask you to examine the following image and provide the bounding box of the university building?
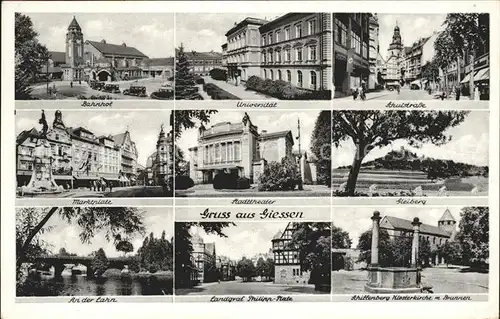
[54,16,174,82]
[333,13,371,97]
[188,113,315,184]
[176,49,223,76]
[272,222,310,284]
[379,209,458,265]
[16,110,139,188]
[222,13,332,92]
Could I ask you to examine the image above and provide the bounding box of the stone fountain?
[20,110,64,196]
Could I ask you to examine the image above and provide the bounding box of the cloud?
[198,29,216,37]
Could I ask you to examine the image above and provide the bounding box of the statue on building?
[242,112,252,127]
[39,110,49,138]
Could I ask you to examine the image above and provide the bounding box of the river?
[17,273,173,296]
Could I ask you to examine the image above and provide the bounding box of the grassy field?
[332,168,488,196]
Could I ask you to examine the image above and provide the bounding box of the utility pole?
[297,118,303,191]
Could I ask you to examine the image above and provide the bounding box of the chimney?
[122,42,127,47]
[101,39,106,44]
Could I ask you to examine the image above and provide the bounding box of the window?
[335,19,348,47]
[268,51,273,63]
[309,45,317,61]
[234,142,240,160]
[277,70,282,80]
[262,51,267,63]
[295,47,303,61]
[276,50,281,62]
[362,42,368,59]
[285,48,291,62]
[270,70,274,80]
[433,237,436,244]
[352,33,361,55]
[286,70,291,82]
[268,34,272,45]
[285,27,290,40]
[297,71,303,87]
[275,30,280,43]
[295,23,302,38]
[264,69,267,79]
[310,71,317,90]
[308,19,316,35]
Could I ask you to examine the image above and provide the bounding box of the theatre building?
[333,13,371,97]
[222,13,332,92]
[272,222,310,284]
[188,113,309,184]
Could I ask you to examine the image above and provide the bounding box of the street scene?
[175,13,332,100]
[332,110,489,197]
[331,207,489,294]
[15,13,174,100]
[175,222,331,295]
[174,110,331,197]
[16,110,173,197]
[17,207,174,297]
[333,13,489,101]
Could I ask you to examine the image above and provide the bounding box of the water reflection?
[17,273,173,296]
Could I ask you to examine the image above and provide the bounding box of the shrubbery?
[209,68,227,81]
[149,264,159,274]
[203,83,240,100]
[258,157,300,191]
[213,173,250,190]
[175,175,194,190]
[236,177,251,189]
[194,76,205,85]
[245,76,331,100]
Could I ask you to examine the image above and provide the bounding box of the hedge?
[209,68,228,81]
[258,157,300,191]
[245,76,331,100]
[202,83,240,100]
[175,175,194,190]
[213,173,250,190]
[194,76,205,85]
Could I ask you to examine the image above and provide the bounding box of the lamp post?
[296,118,303,191]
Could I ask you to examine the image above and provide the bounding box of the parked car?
[386,83,400,91]
[151,87,174,100]
[102,83,121,94]
[90,81,105,91]
[123,85,147,97]
[410,83,421,90]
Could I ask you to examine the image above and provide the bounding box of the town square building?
[222,13,332,92]
[191,233,218,284]
[333,13,371,97]
[56,16,173,82]
[16,110,139,188]
[188,113,315,184]
[142,125,173,186]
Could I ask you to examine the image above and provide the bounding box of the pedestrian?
[79,80,81,85]
[440,91,446,101]
[109,182,113,193]
[352,87,358,100]
[455,85,461,101]
[474,85,480,101]
[70,81,73,88]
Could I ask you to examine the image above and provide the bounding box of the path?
[202,77,277,100]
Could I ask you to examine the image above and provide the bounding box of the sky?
[176,110,322,163]
[332,111,489,168]
[16,110,172,166]
[333,206,462,248]
[24,207,173,258]
[377,14,446,61]
[189,222,289,261]
[24,13,175,58]
[176,13,286,52]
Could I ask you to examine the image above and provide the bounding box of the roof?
[260,130,293,141]
[112,132,127,146]
[439,209,456,222]
[383,216,451,237]
[272,230,283,240]
[225,17,269,36]
[68,16,81,30]
[86,40,148,58]
[94,57,111,64]
[143,57,174,67]
[17,128,40,145]
[404,46,412,55]
[259,13,304,33]
[175,49,222,60]
[49,51,66,64]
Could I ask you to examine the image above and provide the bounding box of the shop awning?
[473,68,489,81]
[461,72,473,83]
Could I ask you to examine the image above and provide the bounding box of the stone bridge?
[34,255,130,277]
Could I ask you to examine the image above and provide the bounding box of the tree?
[442,14,489,99]
[236,257,256,282]
[332,111,469,195]
[331,225,352,249]
[174,110,218,140]
[15,13,49,99]
[456,206,489,267]
[58,248,69,256]
[392,236,432,267]
[175,44,201,100]
[439,241,462,266]
[91,248,109,277]
[16,207,146,277]
[310,111,332,187]
[255,257,266,279]
[434,30,459,91]
[421,58,440,88]
[264,258,274,280]
[116,240,134,257]
[357,229,393,267]
[288,223,331,289]
[174,222,234,288]
[137,231,173,272]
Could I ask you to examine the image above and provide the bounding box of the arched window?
[277,70,282,80]
[310,71,317,90]
[297,71,303,87]
[263,69,267,79]
[286,70,291,82]
[270,70,274,80]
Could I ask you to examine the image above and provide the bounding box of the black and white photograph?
[175,13,332,100]
[331,206,489,294]
[332,110,489,197]
[175,221,331,296]
[16,206,174,297]
[15,13,174,100]
[16,110,173,198]
[333,13,490,101]
[174,110,331,197]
